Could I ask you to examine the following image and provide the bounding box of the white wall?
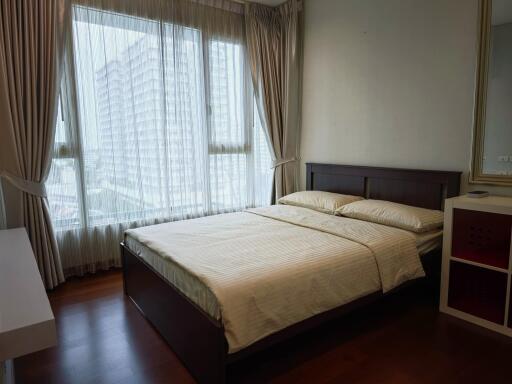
[300,0,512,196]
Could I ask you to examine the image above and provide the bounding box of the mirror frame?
[470,0,512,185]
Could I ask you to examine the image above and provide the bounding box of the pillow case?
[277,191,364,214]
[335,199,444,233]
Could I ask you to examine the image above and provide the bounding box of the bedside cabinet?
[440,196,512,336]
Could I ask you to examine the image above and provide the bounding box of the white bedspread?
[125,205,424,353]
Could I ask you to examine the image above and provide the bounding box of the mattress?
[124,232,222,319]
[124,205,426,353]
[124,220,441,321]
[414,229,443,255]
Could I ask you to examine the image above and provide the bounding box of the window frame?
[49,41,89,230]
[202,33,257,212]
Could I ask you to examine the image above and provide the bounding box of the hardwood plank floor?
[14,270,512,384]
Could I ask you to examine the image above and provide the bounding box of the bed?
[121,163,461,383]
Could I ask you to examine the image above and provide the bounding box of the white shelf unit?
[440,196,512,337]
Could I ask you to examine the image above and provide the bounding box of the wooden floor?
[15,270,512,384]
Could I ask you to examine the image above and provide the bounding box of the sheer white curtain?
[47,0,273,276]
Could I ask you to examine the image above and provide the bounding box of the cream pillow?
[278,191,364,214]
[335,199,444,233]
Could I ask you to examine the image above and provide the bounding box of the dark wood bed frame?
[121,163,461,383]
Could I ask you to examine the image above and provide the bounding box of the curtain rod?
[230,0,285,6]
[202,0,294,7]
[230,0,301,7]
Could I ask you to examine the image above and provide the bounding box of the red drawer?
[448,261,508,325]
[452,208,512,269]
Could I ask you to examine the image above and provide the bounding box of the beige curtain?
[245,0,303,200]
[0,0,68,289]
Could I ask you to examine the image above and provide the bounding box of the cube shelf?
[447,261,507,325]
[452,208,511,270]
[440,196,512,338]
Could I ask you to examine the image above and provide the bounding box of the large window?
[46,6,272,231]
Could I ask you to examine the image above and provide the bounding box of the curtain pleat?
[24,195,63,286]
[245,0,303,200]
[0,0,67,289]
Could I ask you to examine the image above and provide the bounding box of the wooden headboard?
[306,163,462,210]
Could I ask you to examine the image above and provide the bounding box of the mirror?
[471,0,512,185]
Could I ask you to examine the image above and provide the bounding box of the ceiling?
[492,0,512,25]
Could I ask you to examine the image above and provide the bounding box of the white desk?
[0,228,57,362]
